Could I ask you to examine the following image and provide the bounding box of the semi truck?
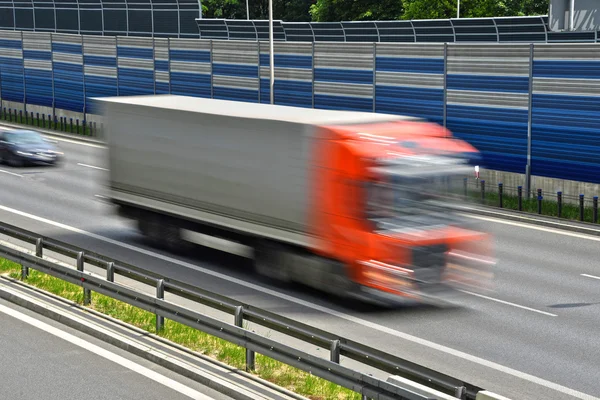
[95,95,494,305]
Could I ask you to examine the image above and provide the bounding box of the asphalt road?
[0,134,599,400]
[0,297,231,400]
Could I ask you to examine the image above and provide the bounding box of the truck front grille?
[411,244,447,284]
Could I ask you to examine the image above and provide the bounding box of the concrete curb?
[0,276,308,400]
[456,204,600,237]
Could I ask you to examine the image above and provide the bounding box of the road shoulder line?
[0,276,306,400]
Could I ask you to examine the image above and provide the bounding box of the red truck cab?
[304,120,494,304]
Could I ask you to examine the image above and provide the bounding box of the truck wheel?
[254,242,291,283]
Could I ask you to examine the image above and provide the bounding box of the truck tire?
[138,214,182,252]
[254,242,291,283]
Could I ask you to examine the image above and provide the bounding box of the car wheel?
[9,154,23,167]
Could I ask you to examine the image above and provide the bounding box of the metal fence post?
[372,42,376,113]
[106,261,114,282]
[311,41,315,109]
[443,42,448,128]
[498,182,503,208]
[455,386,467,400]
[77,251,91,305]
[34,237,43,258]
[557,191,563,218]
[580,194,585,221]
[525,42,534,198]
[234,306,255,371]
[330,339,341,363]
[594,196,598,223]
[210,40,214,99]
[480,180,485,203]
[156,279,165,332]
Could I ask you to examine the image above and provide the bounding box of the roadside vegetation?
[0,258,360,400]
[463,182,599,223]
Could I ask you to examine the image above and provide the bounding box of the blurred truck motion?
[94,95,495,306]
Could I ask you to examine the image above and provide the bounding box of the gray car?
[0,129,64,167]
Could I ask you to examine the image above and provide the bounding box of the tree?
[309,0,404,22]
[402,0,549,20]
[201,0,313,21]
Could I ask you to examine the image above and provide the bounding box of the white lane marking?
[462,213,600,242]
[581,274,600,280]
[0,302,215,400]
[0,204,596,400]
[77,163,108,171]
[460,290,558,317]
[43,135,105,149]
[0,169,23,177]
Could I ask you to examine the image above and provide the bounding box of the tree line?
[201,0,549,22]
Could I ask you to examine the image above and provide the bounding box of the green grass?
[0,109,97,137]
[0,259,360,400]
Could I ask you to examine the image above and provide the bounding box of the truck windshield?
[365,174,464,232]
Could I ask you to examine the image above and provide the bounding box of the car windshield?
[6,131,45,145]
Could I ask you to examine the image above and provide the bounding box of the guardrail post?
[557,191,562,218]
[580,194,585,221]
[77,251,91,305]
[455,386,467,400]
[480,180,485,203]
[106,261,114,282]
[537,189,543,214]
[517,186,523,211]
[21,261,29,280]
[235,306,255,371]
[594,196,598,223]
[498,183,503,208]
[330,339,341,363]
[35,238,43,257]
[156,279,165,332]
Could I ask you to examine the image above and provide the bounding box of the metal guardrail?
[0,220,484,400]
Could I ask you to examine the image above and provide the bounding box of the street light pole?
[246,0,249,20]
[457,0,460,18]
[269,0,274,104]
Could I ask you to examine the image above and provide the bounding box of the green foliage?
[201,0,313,22]
[310,0,403,22]
[200,0,550,22]
[402,0,549,20]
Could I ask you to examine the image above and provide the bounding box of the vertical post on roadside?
[594,196,598,223]
[537,189,543,214]
[106,261,115,282]
[35,238,43,258]
[480,180,485,203]
[580,194,585,221]
[518,186,523,211]
[235,306,255,371]
[498,183,503,208]
[330,339,341,363]
[557,191,562,218]
[156,279,165,332]
[463,177,467,197]
[268,0,274,105]
[77,251,91,306]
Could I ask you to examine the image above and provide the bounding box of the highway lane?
[0,136,598,399]
[0,297,230,400]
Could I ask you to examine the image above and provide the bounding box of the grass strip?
[0,258,359,400]
[464,186,598,222]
